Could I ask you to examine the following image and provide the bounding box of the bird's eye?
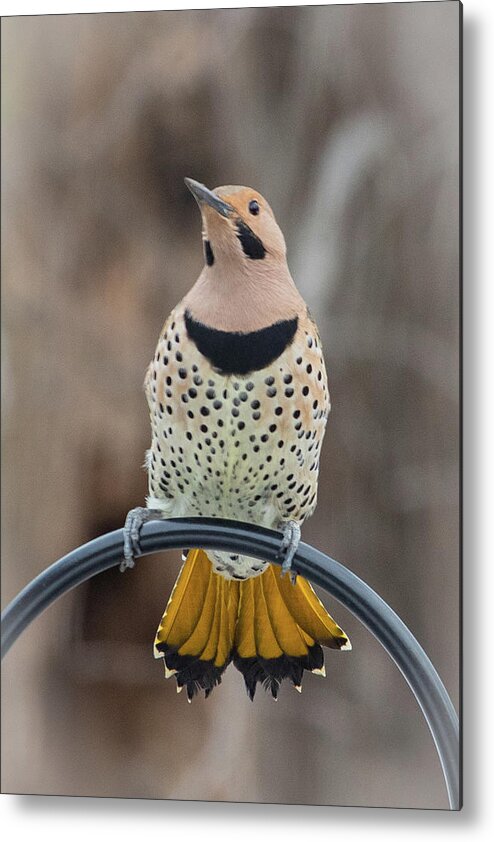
[248,199,260,216]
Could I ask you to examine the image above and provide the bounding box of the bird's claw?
[278,521,301,584]
[121,507,163,572]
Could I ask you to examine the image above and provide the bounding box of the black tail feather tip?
[233,644,325,700]
[155,642,231,700]
[156,642,329,700]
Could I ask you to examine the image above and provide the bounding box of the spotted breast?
[145,307,330,580]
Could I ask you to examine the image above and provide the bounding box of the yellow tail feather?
[259,566,309,658]
[154,548,210,652]
[273,565,348,648]
[154,549,350,700]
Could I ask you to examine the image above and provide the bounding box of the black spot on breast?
[184,310,298,375]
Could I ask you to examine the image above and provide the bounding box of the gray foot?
[121,507,163,572]
[278,521,301,584]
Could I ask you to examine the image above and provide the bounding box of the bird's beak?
[185,178,234,218]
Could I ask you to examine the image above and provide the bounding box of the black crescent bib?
[184,311,298,376]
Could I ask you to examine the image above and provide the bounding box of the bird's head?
[185,178,287,269]
[183,178,303,332]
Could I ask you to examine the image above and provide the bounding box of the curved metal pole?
[1,517,460,809]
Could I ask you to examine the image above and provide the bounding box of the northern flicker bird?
[124,178,350,701]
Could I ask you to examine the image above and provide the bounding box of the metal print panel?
[1,1,462,810]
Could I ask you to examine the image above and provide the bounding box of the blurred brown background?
[1,3,460,808]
